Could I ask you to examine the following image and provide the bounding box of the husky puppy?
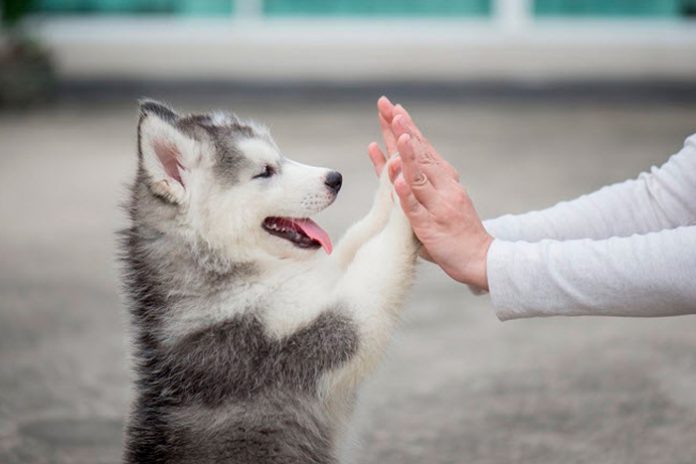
[120,100,419,463]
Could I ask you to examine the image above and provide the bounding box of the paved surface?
[1,95,695,463]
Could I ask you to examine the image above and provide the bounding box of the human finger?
[367,142,387,176]
[397,130,452,192]
[377,96,395,123]
[392,113,461,184]
[396,133,443,211]
[379,113,398,156]
[392,104,426,141]
[392,112,431,150]
[394,175,430,225]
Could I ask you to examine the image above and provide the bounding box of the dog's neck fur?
[135,170,254,274]
[123,176,249,335]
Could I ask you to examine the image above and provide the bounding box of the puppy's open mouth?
[262,217,332,254]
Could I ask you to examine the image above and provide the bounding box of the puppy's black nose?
[325,171,342,194]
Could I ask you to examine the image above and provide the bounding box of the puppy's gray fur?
[120,100,419,463]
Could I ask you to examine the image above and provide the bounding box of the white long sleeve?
[483,134,696,320]
[488,226,696,320]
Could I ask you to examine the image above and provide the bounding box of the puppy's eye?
[253,165,275,179]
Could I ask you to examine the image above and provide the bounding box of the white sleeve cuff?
[486,239,543,321]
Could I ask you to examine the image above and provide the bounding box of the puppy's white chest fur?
[122,100,418,464]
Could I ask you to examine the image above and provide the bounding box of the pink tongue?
[294,218,333,254]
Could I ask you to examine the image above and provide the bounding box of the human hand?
[368,97,455,263]
[369,97,493,291]
[368,97,460,183]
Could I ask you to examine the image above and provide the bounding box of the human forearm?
[487,226,696,320]
[485,179,675,241]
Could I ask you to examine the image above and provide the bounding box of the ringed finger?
[396,134,444,212]
[394,120,460,188]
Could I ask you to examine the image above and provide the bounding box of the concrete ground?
[1,93,695,463]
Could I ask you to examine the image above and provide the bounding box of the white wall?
[28,1,696,82]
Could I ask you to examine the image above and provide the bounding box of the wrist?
[451,234,493,291]
[472,234,493,291]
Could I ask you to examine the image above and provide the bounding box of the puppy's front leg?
[331,161,394,270]
[331,191,420,385]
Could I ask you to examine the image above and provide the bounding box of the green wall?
[263,0,491,17]
[534,0,685,17]
[30,0,696,17]
[33,0,234,15]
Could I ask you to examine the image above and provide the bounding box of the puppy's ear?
[137,99,197,204]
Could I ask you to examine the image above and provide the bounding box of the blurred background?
[1,1,696,463]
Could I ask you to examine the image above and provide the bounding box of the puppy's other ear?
[138,99,197,203]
